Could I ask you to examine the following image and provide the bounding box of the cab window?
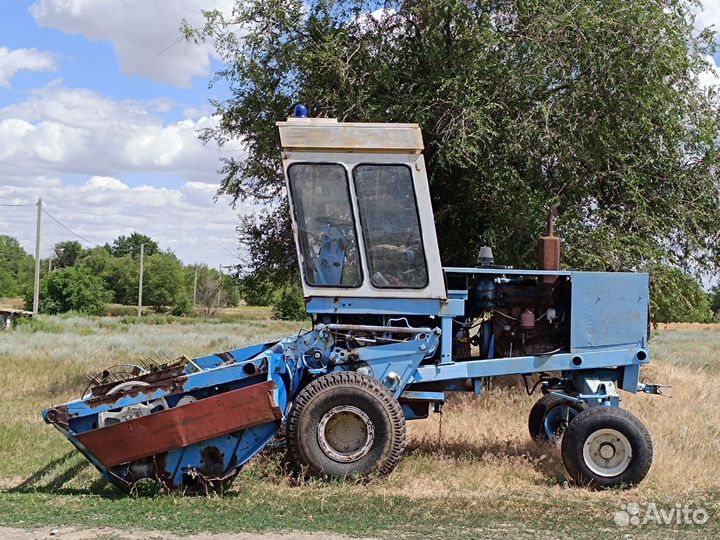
[287,163,362,287]
[353,164,428,288]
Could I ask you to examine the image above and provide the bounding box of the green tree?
[109,232,159,258]
[650,267,712,323]
[271,282,308,321]
[79,248,138,304]
[710,286,720,318]
[143,252,187,311]
[0,236,33,297]
[191,0,720,305]
[52,241,84,269]
[28,266,112,315]
[0,269,17,297]
[222,273,241,307]
[105,256,140,305]
[238,269,278,306]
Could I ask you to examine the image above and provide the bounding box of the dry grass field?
[0,312,718,539]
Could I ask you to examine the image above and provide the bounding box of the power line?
[153,35,185,58]
[0,203,36,207]
[41,207,101,247]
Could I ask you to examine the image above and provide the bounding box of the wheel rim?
[317,405,375,462]
[582,428,632,477]
[543,405,579,440]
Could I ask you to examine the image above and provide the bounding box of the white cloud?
[0,46,56,87]
[691,2,720,90]
[30,0,232,88]
[0,81,243,180]
[698,54,720,89]
[0,177,251,268]
[693,0,720,32]
[0,81,249,268]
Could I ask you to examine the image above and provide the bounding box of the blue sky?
[0,0,244,268]
[0,0,718,271]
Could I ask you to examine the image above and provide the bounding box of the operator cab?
[277,114,446,301]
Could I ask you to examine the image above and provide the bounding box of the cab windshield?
[353,164,428,288]
[287,163,361,287]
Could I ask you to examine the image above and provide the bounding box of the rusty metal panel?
[77,381,283,468]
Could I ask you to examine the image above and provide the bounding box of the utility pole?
[32,198,42,316]
[216,264,222,308]
[137,243,144,318]
[192,265,198,310]
[48,257,52,273]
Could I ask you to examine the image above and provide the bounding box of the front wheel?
[528,394,587,443]
[286,372,406,479]
[561,407,653,488]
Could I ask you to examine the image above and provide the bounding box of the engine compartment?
[465,275,572,359]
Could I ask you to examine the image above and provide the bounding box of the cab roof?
[276,117,424,153]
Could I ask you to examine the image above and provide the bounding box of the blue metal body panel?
[413,347,648,382]
[569,271,649,351]
[350,334,439,397]
[305,296,465,316]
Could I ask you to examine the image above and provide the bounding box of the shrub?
[271,283,308,321]
[170,295,193,317]
[26,266,112,315]
[240,272,277,306]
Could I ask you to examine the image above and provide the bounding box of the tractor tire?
[286,371,406,479]
[528,394,587,443]
[561,407,653,489]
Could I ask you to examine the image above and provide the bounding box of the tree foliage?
[53,241,83,269]
[109,232,160,258]
[192,0,720,316]
[650,267,712,323]
[271,282,309,321]
[710,286,720,318]
[80,248,139,305]
[30,266,112,315]
[0,235,33,297]
[143,253,187,311]
[1,232,243,317]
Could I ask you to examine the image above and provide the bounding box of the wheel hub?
[582,428,632,477]
[317,405,374,462]
[598,442,616,460]
[543,405,580,441]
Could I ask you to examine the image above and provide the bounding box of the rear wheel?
[561,407,653,488]
[287,372,406,479]
[529,394,587,443]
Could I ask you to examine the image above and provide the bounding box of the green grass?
[651,324,720,372]
[0,316,718,539]
[2,453,717,540]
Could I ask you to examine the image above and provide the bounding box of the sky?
[0,0,245,269]
[0,0,719,271]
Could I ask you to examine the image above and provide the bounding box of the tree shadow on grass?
[406,435,568,485]
[5,451,124,498]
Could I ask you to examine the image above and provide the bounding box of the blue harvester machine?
[44,109,667,493]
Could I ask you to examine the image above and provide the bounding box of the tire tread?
[286,372,406,478]
[561,406,653,488]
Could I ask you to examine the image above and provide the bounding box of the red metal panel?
[77,381,283,468]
